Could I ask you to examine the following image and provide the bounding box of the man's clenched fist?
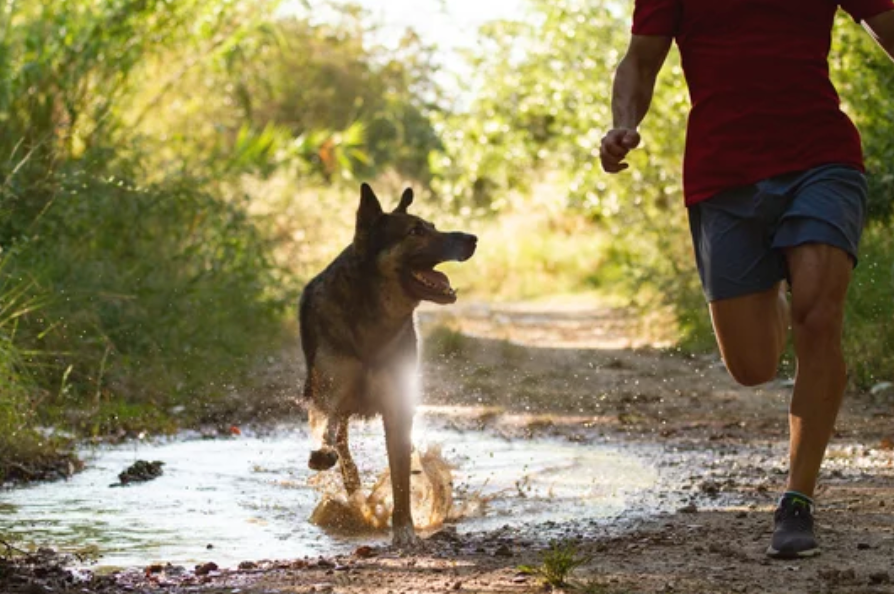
[600,128,641,173]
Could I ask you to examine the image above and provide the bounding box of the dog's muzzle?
[448,232,477,262]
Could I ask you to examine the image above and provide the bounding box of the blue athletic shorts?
[687,164,867,302]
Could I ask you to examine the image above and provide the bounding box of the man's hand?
[600,128,641,173]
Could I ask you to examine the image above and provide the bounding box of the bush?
[2,155,291,435]
[844,224,894,388]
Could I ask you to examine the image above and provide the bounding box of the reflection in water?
[0,414,657,569]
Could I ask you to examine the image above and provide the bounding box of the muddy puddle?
[0,409,659,570]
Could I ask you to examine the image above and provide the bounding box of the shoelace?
[777,501,813,532]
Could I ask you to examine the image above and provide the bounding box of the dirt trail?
[4,301,894,594]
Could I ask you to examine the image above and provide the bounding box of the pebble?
[493,545,513,557]
[869,571,891,585]
[194,562,219,576]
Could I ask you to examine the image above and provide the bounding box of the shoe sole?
[765,546,821,559]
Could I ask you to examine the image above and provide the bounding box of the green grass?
[518,540,593,589]
[424,324,474,360]
[0,257,63,481]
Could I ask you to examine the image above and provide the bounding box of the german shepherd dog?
[299,183,477,547]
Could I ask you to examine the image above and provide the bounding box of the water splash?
[310,446,455,534]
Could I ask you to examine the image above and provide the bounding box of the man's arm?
[863,9,894,60]
[600,35,673,173]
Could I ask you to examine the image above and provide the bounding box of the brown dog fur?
[299,183,476,547]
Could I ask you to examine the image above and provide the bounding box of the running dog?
[299,183,477,547]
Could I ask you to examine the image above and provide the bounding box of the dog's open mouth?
[408,265,456,304]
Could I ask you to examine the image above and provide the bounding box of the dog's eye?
[409,226,425,237]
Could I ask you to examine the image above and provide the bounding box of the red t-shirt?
[632,0,894,206]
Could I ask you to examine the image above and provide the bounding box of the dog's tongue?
[416,269,450,289]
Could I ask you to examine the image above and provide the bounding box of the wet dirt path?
[3,301,894,593]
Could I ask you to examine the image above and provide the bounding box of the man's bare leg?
[784,244,852,497]
[708,281,788,386]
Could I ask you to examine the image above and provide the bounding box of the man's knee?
[791,299,844,351]
[724,355,778,387]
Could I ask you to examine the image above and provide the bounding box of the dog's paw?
[391,524,420,549]
[308,448,339,471]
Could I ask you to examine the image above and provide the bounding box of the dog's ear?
[357,183,383,228]
[355,183,383,253]
[394,188,414,214]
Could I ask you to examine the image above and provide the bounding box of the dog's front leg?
[382,405,418,548]
[335,416,361,496]
[308,408,339,471]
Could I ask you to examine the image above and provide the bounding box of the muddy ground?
[3,301,894,594]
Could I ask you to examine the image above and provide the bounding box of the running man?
[600,0,894,558]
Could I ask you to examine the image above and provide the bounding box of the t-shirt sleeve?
[839,0,894,22]
[632,0,681,36]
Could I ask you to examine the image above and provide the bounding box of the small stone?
[869,571,890,585]
[678,503,698,514]
[857,542,872,550]
[494,544,512,557]
[194,562,219,576]
[700,481,720,496]
[451,580,462,590]
[238,561,258,571]
[354,545,376,558]
[164,563,187,576]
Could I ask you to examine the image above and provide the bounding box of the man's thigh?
[689,164,866,385]
[708,283,787,386]
[772,164,866,265]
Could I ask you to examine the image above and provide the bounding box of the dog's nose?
[461,233,477,260]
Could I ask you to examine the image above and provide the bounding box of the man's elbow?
[864,10,894,60]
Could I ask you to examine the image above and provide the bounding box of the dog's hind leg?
[335,417,361,496]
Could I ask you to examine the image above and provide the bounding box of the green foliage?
[830,11,894,223]
[129,4,443,185]
[0,0,291,444]
[437,0,894,372]
[0,254,59,481]
[518,540,593,589]
[844,224,894,389]
[10,164,288,416]
[0,0,450,473]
